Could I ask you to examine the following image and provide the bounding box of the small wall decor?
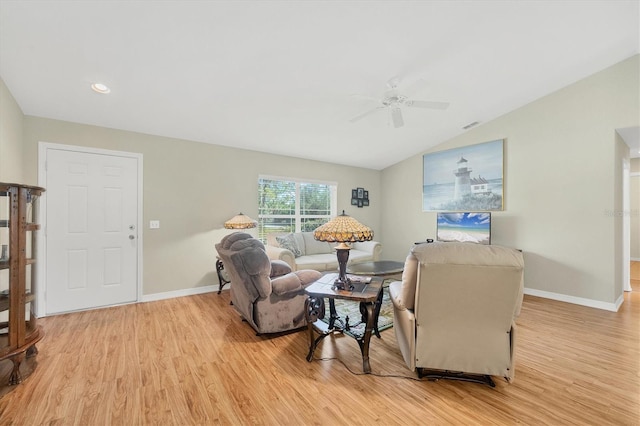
[351,187,369,208]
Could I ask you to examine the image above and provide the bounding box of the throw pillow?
[276,233,302,257]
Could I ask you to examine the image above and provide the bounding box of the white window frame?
[258,174,337,237]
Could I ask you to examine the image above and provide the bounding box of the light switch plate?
[149,220,160,229]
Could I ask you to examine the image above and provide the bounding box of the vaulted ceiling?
[1,1,638,169]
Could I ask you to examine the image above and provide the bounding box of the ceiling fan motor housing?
[382,94,408,107]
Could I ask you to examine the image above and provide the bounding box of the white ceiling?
[1,1,638,169]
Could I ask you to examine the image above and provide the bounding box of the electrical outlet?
[149,220,160,229]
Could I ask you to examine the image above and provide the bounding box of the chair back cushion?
[217,232,272,300]
[219,231,253,250]
[411,242,524,377]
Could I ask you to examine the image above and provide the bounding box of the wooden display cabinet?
[0,182,45,385]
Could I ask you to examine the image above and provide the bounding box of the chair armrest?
[513,275,524,318]
[352,240,382,260]
[270,273,303,296]
[265,245,296,270]
[270,260,292,278]
[389,281,403,309]
[294,269,322,286]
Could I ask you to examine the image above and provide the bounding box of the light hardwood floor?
[1,263,639,425]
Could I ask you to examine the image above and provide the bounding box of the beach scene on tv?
[437,212,491,245]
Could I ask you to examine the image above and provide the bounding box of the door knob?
[129,235,135,240]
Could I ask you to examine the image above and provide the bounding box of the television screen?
[437,212,491,245]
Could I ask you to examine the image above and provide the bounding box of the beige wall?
[0,78,24,182]
[381,55,639,307]
[22,117,381,296]
[4,54,639,306]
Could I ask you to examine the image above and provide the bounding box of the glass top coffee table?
[347,260,404,278]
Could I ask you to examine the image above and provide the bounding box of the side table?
[215,256,230,294]
[304,273,383,373]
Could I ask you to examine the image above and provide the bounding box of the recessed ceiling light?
[91,83,110,94]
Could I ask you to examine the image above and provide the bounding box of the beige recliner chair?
[389,242,524,386]
[216,232,322,335]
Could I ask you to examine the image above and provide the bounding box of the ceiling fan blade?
[349,106,384,123]
[391,107,404,128]
[405,100,450,110]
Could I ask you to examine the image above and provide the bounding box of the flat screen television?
[437,212,491,245]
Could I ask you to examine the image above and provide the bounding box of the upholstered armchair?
[215,232,322,335]
[389,242,524,386]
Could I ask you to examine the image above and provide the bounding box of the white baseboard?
[141,284,227,303]
[631,257,640,262]
[524,287,624,312]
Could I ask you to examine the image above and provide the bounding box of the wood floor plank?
[0,266,638,425]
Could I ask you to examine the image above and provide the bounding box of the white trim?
[258,173,338,187]
[37,142,144,317]
[630,174,639,265]
[622,158,631,292]
[141,285,225,303]
[42,300,138,317]
[524,287,624,312]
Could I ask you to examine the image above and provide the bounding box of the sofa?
[264,231,382,272]
[389,242,524,386]
[215,232,322,334]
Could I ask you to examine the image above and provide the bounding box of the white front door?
[44,147,140,314]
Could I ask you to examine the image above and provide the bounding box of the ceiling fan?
[349,77,449,128]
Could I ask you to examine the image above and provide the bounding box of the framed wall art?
[422,139,503,211]
[351,187,369,208]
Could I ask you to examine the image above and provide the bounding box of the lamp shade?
[313,210,373,243]
[313,211,373,290]
[224,213,257,229]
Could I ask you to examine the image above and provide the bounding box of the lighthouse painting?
[423,139,503,211]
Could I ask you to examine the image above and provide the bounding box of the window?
[258,175,337,242]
